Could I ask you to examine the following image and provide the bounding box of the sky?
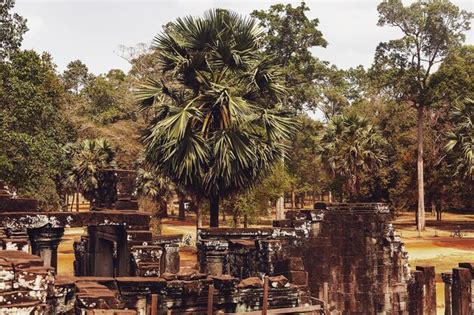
[14,0,474,75]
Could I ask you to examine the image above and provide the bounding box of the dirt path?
[394,212,474,314]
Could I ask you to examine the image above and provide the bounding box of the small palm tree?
[136,9,296,227]
[64,138,116,210]
[319,115,387,200]
[136,167,174,217]
[445,98,473,180]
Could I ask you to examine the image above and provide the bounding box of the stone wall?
[290,203,412,314]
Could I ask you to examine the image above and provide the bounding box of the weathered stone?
[236,277,262,288]
[416,265,436,314]
[452,267,472,315]
[268,275,289,288]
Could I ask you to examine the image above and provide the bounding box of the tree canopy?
[137,9,296,226]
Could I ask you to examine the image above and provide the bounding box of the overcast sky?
[14,0,473,75]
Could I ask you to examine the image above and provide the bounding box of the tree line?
[0,1,472,230]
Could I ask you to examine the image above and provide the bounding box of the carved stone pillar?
[28,225,65,270]
[163,243,180,274]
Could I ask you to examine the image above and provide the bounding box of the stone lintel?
[0,211,150,230]
[198,227,274,240]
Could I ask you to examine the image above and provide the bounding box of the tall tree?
[62,60,91,94]
[251,2,327,111]
[0,50,76,208]
[373,0,472,230]
[137,9,296,227]
[0,0,28,60]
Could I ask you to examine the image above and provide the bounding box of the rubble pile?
[0,251,53,314]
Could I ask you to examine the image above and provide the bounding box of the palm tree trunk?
[291,189,296,209]
[355,174,361,201]
[70,193,74,212]
[233,208,239,227]
[417,105,426,231]
[76,191,80,212]
[209,195,219,228]
[178,193,185,221]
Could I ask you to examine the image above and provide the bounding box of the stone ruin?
[198,203,445,315]
[1,176,473,314]
[0,177,318,314]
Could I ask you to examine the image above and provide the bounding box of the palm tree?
[136,9,296,227]
[64,138,116,210]
[136,167,175,218]
[319,114,387,200]
[445,98,473,180]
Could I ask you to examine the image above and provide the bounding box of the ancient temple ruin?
[0,177,472,314]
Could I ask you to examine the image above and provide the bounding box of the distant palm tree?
[136,167,174,217]
[445,98,473,180]
[65,138,116,210]
[319,115,387,200]
[136,9,296,227]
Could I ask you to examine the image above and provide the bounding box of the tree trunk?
[243,214,248,228]
[160,200,168,218]
[233,209,239,227]
[209,196,219,228]
[70,193,74,212]
[416,105,426,231]
[431,200,436,216]
[355,172,361,201]
[436,202,442,221]
[291,189,296,209]
[189,198,202,245]
[76,191,80,212]
[328,191,332,203]
[178,193,185,221]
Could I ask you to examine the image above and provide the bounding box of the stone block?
[280,271,308,286]
[416,265,436,315]
[452,267,472,315]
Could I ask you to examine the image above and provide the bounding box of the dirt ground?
[393,212,474,314]
[57,211,474,314]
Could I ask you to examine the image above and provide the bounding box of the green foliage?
[62,59,92,94]
[286,115,325,196]
[251,2,327,112]
[0,0,28,60]
[137,9,297,222]
[136,167,174,201]
[373,0,472,104]
[0,50,76,209]
[429,45,474,104]
[81,69,136,124]
[318,114,388,200]
[445,99,473,179]
[64,138,116,207]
